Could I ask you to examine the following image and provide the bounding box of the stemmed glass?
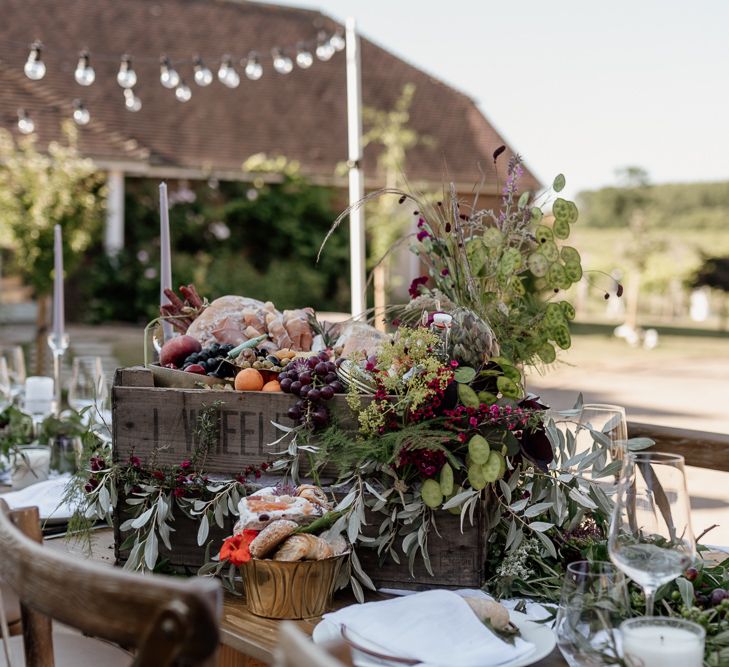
[0,345,27,402]
[0,358,12,412]
[608,452,696,615]
[68,356,107,417]
[574,404,627,481]
[555,560,630,666]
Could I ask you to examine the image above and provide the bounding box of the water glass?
[574,404,627,480]
[608,452,696,615]
[556,560,629,666]
[68,356,107,416]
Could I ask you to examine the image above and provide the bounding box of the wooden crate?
[112,366,490,587]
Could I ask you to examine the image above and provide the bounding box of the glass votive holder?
[49,434,83,475]
[621,616,705,667]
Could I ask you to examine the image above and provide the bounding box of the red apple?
[160,335,202,367]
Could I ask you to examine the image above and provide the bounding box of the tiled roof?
[0,0,540,190]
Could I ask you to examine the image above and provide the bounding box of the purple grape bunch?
[279,352,345,430]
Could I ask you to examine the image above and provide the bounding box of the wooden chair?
[628,422,729,472]
[0,500,221,667]
[0,582,20,637]
[274,622,353,667]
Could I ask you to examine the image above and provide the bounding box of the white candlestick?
[52,224,65,343]
[159,182,173,341]
[24,376,54,415]
[621,617,704,667]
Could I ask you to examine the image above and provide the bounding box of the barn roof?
[0,0,540,191]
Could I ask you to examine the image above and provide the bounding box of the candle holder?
[620,616,705,667]
[47,333,69,416]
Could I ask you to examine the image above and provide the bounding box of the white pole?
[346,17,366,319]
[104,169,125,255]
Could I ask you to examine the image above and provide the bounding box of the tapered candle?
[52,224,65,343]
[159,182,172,341]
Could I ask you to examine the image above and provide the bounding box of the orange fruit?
[235,368,264,391]
[262,380,281,392]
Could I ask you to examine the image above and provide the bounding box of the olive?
[267,355,281,365]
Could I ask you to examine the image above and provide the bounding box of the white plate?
[312,609,555,667]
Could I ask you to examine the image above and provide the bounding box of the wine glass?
[0,345,27,401]
[608,452,696,616]
[556,560,629,666]
[68,356,107,417]
[574,404,627,481]
[0,357,12,412]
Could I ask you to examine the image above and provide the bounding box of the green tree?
[0,123,105,371]
[362,84,434,328]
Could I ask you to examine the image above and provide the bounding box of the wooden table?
[42,527,566,666]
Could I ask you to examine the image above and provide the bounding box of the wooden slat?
[628,421,729,472]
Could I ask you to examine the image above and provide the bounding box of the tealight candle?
[621,617,704,667]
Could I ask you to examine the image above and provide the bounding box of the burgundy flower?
[180,460,191,469]
[152,470,165,481]
[129,455,141,468]
[416,229,430,242]
[408,276,429,299]
[441,268,450,276]
[519,425,554,472]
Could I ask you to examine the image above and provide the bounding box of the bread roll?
[273,534,334,561]
[249,520,297,559]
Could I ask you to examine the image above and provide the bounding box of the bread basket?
[241,553,348,619]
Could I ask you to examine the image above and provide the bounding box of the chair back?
[274,621,352,667]
[0,500,220,667]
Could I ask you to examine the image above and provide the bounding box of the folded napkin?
[0,474,74,520]
[323,589,534,667]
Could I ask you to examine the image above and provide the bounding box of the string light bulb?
[74,50,95,86]
[117,55,137,88]
[17,109,34,134]
[217,55,240,88]
[296,43,313,69]
[245,52,263,80]
[123,88,142,112]
[315,32,335,61]
[329,30,346,52]
[175,80,192,102]
[159,56,180,89]
[24,42,46,80]
[272,48,293,75]
[72,99,90,125]
[193,56,213,86]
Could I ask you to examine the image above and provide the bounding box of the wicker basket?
[241,554,348,619]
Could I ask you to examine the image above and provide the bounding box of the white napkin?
[0,474,74,520]
[379,587,554,624]
[323,589,534,667]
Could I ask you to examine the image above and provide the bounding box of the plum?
[160,335,202,367]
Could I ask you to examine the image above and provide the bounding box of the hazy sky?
[267,0,729,196]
